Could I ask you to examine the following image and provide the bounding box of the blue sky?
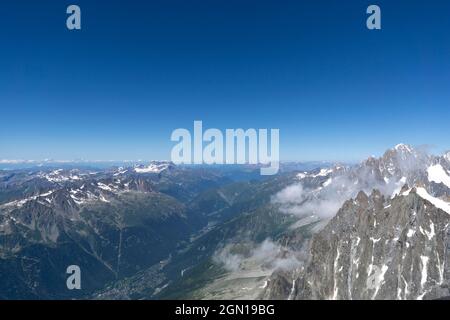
[0,0,449,162]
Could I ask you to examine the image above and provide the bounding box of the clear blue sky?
[0,0,449,161]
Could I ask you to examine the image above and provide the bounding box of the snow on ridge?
[394,143,413,153]
[311,168,333,178]
[134,162,172,174]
[39,170,83,183]
[427,164,450,188]
[415,187,450,214]
[113,167,128,176]
[323,178,333,187]
[444,152,450,163]
[296,172,307,179]
[97,182,114,191]
[1,190,55,208]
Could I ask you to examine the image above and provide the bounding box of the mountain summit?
[263,145,450,300]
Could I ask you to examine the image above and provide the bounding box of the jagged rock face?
[349,144,432,194]
[294,190,449,300]
[259,269,301,300]
[444,152,450,165]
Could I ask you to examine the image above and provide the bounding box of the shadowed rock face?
[260,145,450,300]
[293,189,449,300]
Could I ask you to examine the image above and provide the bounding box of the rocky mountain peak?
[443,151,450,164]
[355,190,369,205]
[400,184,410,194]
[394,143,414,153]
[284,186,450,300]
[382,143,415,162]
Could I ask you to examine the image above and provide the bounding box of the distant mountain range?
[0,144,449,300]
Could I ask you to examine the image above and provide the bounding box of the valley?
[1,144,449,300]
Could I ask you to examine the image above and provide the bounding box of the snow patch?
[420,255,429,290]
[134,162,172,173]
[420,223,435,241]
[296,172,307,179]
[323,178,332,187]
[312,168,333,178]
[97,182,113,191]
[416,187,450,214]
[427,164,450,188]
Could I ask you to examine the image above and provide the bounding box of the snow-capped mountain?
[284,188,449,300]
[1,144,449,300]
[133,161,175,174]
[278,144,449,217]
[264,144,450,300]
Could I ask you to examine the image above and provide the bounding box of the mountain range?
[0,144,449,300]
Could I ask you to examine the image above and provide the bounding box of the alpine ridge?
[262,144,450,300]
[1,146,450,300]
